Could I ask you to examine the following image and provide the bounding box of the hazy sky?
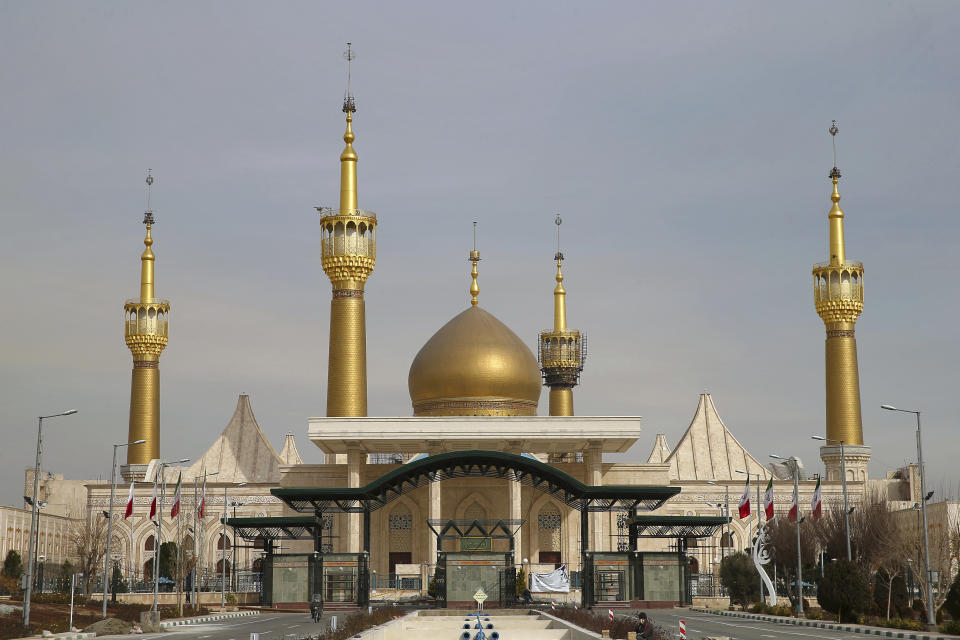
[2,2,959,507]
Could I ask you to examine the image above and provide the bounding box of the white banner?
[529,564,570,593]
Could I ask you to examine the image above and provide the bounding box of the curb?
[159,610,258,628]
[690,607,954,640]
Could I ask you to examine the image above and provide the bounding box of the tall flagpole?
[193,475,198,610]
[177,496,182,617]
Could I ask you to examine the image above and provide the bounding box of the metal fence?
[371,573,421,590]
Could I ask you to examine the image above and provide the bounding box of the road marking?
[258,631,273,635]
[288,625,301,628]
[199,636,211,638]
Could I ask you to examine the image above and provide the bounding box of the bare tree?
[874,505,910,619]
[767,517,818,607]
[71,514,108,597]
[903,508,953,616]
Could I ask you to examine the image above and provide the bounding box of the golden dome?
[408,306,542,416]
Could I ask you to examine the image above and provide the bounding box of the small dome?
[408,306,542,416]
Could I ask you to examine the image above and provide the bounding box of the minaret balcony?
[812,261,863,323]
[538,330,587,372]
[318,208,377,262]
[124,299,170,339]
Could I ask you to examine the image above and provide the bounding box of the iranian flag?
[170,471,182,518]
[149,477,158,521]
[763,478,774,520]
[124,481,135,519]
[738,476,751,518]
[810,476,823,520]
[198,472,207,519]
[788,483,799,523]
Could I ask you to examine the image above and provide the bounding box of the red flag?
[738,476,751,518]
[124,481,134,519]
[763,478,774,520]
[170,471,182,518]
[149,477,158,521]
[198,473,207,519]
[810,476,822,520]
[788,484,799,523]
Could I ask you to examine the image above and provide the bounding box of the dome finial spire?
[553,214,566,332]
[469,221,481,306]
[140,170,156,302]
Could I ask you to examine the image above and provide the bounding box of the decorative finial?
[143,169,155,226]
[342,42,356,113]
[469,221,481,307]
[828,120,841,180]
[554,214,564,262]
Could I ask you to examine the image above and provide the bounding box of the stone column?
[346,446,363,553]
[510,480,522,564]
[428,477,441,567]
[584,443,603,550]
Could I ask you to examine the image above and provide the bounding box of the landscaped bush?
[305,606,404,640]
[940,619,960,635]
[547,606,670,640]
[748,603,794,617]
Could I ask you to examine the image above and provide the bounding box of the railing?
[321,236,376,259]
[317,207,377,221]
[813,260,863,271]
[371,574,422,590]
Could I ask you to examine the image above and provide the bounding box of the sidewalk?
[690,607,960,639]
[12,610,259,640]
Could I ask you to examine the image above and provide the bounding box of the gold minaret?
[318,43,376,417]
[813,122,870,482]
[122,171,169,480]
[538,215,586,419]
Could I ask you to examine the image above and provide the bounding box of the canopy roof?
[629,515,729,538]
[224,516,318,540]
[273,450,680,513]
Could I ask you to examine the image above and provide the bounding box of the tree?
[766,517,818,608]
[943,573,960,622]
[71,514,108,596]
[56,560,75,593]
[110,561,128,597]
[159,541,178,580]
[515,566,527,598]
[718,552,760,606]
[817,559,872,622]
[873,570,908,620]
[2,550,23,580]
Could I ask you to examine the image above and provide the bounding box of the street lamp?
[706,481,730,558]
[221,481,246,610]
[23,409,77,628]
[103,439,146,618]
[811,435,852,561]
[152,458,189,612]
[881,403,935,631]
[770,454,804,614]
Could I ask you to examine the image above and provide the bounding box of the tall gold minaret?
[538,215,586,421]
[813,122,870,482]
[318,43,376,417]
[122,171,169,480]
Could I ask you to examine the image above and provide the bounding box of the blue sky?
[1,2,959,506]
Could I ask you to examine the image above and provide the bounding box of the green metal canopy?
[223,516,319,540]
[629,515,729,538]
[273,450,680,513]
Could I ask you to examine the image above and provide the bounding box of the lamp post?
[152,458,189,612]
[770,454,803,614]
[221,481,246,610]
[881,404,936,631]
[103,439,146,617]
[230,499,247,593]
[811,435,851,561]
[706,481,730,558]
[23,409,77,628]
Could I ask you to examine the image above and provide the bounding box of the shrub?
[817,559,871,623]
[308,606,404,640]
[1,551,23,581]
[805,609,823,620]
[225,592,238,606]
[944,573,960,621]
[940,619,960,635]
[718,552,761,606]
[0,575,19,596]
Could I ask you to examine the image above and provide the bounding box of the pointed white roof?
[279,433,303,465]
[664,394,770,482]
[178,394,284,484]
[646,433,672,463]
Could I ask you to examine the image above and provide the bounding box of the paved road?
[633,610,862,640]
[129,613,330,640]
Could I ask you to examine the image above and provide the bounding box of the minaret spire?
[539,215,586,422]
[122,170,170,480]
[470,221,480,306]
[812,121,870,482]
[318,43,376,418]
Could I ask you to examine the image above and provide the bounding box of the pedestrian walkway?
[691,607,959,639]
